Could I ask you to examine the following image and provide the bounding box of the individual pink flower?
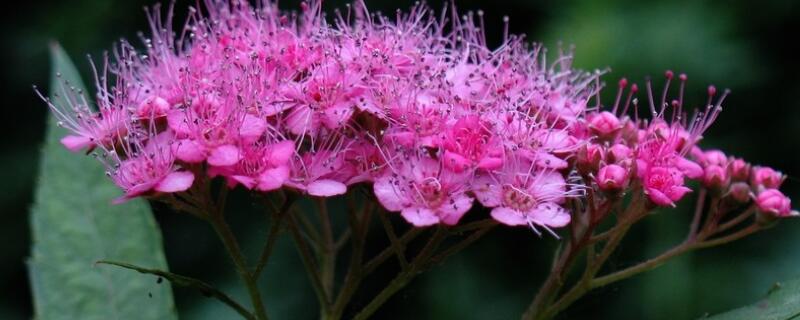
[588,111,622,140]
[283,64,366,135]
[209,140,295,191]
[109,132,194,203]
[441,115,504,172]
[472,158,576,233]
[374,155,474,227]
[702,165,729,190]
[729,158,750,181]
[642,166,692,207]
[168,95,267,166]
[756,189,794,217]
[56,106,129,152]
[751,166,784,189]
[286,150,353,197]
[597,164,629,192]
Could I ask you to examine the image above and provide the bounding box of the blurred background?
[2,0,799,319]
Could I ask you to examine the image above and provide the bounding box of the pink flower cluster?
[41,1,795,230]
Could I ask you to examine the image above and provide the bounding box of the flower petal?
[207,145,241,166]
[401,207,440,227]
[155,171,195,193]
[491,207,528,226]
[307,179,347,197]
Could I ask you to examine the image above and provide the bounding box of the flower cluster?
[40,0,794,231]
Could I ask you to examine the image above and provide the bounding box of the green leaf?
[704,278,800,320]
[27,43,177,320]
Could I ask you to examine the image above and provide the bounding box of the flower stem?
[208,210,269,320]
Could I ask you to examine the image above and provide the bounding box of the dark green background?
[3,0,799,319]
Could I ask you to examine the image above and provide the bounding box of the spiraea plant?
[35,1,796,319]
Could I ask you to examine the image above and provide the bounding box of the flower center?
[502,185,537,212]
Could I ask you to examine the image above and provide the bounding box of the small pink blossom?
[643,166,692,207]
[756,189,793,217]
[597,164,629,192]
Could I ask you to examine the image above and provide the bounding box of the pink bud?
[752,166,783,189]
[729,158,750,181]
[728,182,751,203]
[577,143,604,174]
[607,144,632,163]
[702,165,729,190]
[756,189,793,217]
[597,164,629,192]
[588,111,622,140]
[137,96,171,119]
[702,149,727,167]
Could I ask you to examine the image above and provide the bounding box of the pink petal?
[166,110,192,136]
[443,151,471,173]
[113,182,157,204]
[267,140,296,166]
[438,193,474,225]
[529,203,571,228]
[155,171,195,193]
[477,156,503,170]
[285,106,316,135]
[322,106,354,129]
[471,174,502,207]
[257,166,290,191]
[401,207,440,227]
[530,172,567,204]
[533,152,568,169]
[208,145,241,166]
[173,139,207,163]
[373,176,406,211]
[231,175,258,189]
[646,187,675,207]
[491,207,528,226]
[239,114,267,140]
[60,135,94,152]
[676,158,703,180]
[307,179,347,197]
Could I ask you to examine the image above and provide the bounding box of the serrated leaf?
[704,278,800,320]
[27,43,177,320]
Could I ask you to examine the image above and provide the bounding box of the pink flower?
[109,132,194,203]
[472,159,576,232]
[588,111,622,140]
[209,140,295,191]
[441,116,503,172]
[756,189,794,217]
[751,166,784,189]
[702,165,729,190]
[643,166,692,207]
[729,158,751,181]
[374,155,474,227]
[58,107,129,152]
[597,164,629,192]
[283,64,365,135]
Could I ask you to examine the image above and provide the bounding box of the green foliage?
[705,278,800,320]
[26,43,177,320]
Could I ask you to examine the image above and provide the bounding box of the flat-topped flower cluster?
[40,0,795,231]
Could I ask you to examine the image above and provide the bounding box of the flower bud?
[702,149,727,167]
[588,111,622,141]
[727,182,751,203]
[756,189,794,217]
[576,143,603,174]
[702,165,729,190]
[596,164,629,192]
[752,166,783,189]
[729,158,750,181]
[136,96,171,119]
[607,143,632,164]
